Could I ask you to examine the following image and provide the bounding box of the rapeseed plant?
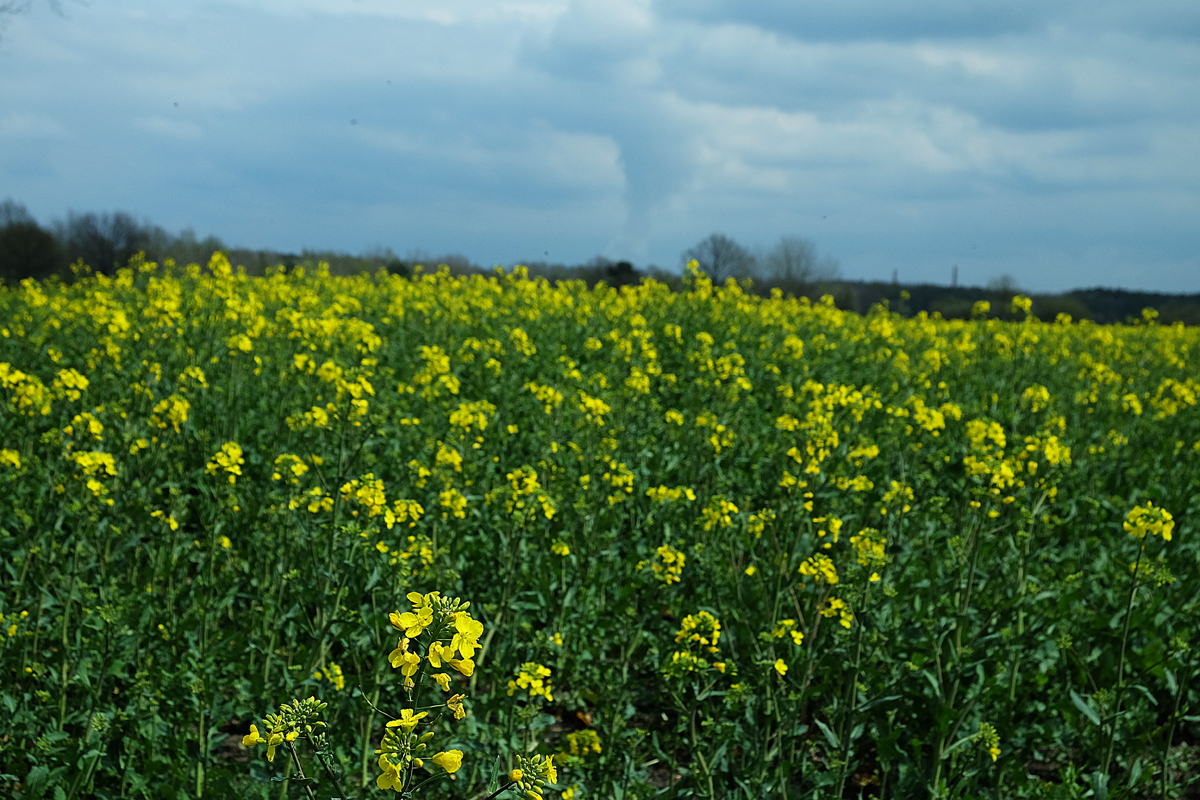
[2,252,1196,798]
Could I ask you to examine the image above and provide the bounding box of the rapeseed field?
[0,254,1197,799]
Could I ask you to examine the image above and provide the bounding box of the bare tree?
[0,198,36,227]
[59,210,150,274]
[762,236,840,286]
[987,274,1021,293]
[0,200,60,282]
[164,227,226,266]
[682,233,756,282]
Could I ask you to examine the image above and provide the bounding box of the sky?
[1,0,1199,293]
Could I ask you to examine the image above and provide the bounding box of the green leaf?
[920,669,942,699]
[25,764,49,799]
[857,694,901,713]
[1127,758,1143,788]
[1070,690,1101,727]
[364,565,381,593]
[1127,683,1158,706]
[814,718,839,750]
[486,754,502,793]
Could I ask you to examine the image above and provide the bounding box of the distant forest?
[2,199,1197,325]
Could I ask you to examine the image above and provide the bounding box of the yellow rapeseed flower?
[431,750,463,773]
[1124,501,1174,541]
[386,708,427,733]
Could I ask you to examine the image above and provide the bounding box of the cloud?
[0,111,73,140]
[131,116,205,141]
[0,0,1195,289]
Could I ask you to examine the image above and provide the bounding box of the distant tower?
[952,264,958,287]
[892,268,898,285]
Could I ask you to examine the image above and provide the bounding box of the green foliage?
[0,255,1198,799]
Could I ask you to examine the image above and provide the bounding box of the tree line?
[0,199,421,283]
[2,199,1196,324]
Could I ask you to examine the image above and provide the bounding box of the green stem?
[309,734,349,799]
[287,742,319,800]
[1160,662,1188,800]
[834,580,871,798]
[57,540,81,730]
[1102,543,1146,776]
[689,703,716,800]
[361,683,381,788]
[481,780,518,800]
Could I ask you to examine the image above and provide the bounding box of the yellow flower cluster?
[973,722,1002,762]
[508,753,559,798]
[371,591,483,793]
[439,487,468,519]
[271,453,309,483]
[387,591,482,683]
[70,450,117,501]
[448,398,496,431]
[639,544,685,585]
[1124,502,1174,542]
[1,609,29,638]
[746,508,776,537]
[701,495,739,530]
[563,729,602,758]
[149,394,189,433]
[820,597,854,629]
[770,618,804,646]
[64,411,104,441]
[0,362,51,415]
[242,697,327,764]
[799,553,839,585]
[524,381,564,414]
[665,610,726,678]
[508,662,554,701]
[645,485,696,503]
[313,662,345,691]
[53,367,89,401]
[674,610,721,653]
[205,441,244,484]
[577,390,611,425]
[849,528,887,580]
[879,480,913,514]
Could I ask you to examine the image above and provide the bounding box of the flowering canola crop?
[0,255,1196,798]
